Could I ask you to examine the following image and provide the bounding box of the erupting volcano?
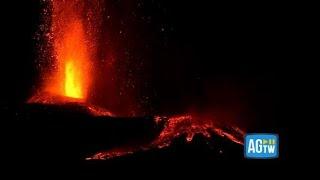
[29,0,98,103]
[26,0,246,161]
[28,0,113,116]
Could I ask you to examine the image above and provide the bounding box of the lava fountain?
[46,0,93,101]
[29,0,100,103]
[28,0,111,115]
[57,21,89,100]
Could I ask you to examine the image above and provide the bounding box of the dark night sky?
[0,0,295,131]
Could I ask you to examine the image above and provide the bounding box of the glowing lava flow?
[87,115,245,160]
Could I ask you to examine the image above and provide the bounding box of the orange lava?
[47,1,91,101]
[62,31,88,99]
[29,0,101,104]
